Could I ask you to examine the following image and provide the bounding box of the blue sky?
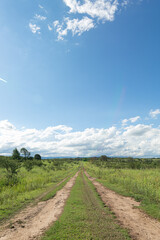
[0,0,160,157]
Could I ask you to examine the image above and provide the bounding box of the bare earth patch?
[0,172,79,240]
[85,171,160,240]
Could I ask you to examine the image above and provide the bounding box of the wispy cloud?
[29,23,41,34]
[34,14,47,21]
[0,77,7,83]
[39,5,44,9]
[149,109,160,119]
[54,17,95,40]
[122,116,140,126]
[38,4,47,13]
[48,24,53,31]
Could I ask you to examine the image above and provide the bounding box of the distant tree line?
[0,148,42,184]
[89,155,160,169]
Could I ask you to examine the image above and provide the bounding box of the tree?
[100,155,108,161]
[34,154,41,160]
[20,148,30,160]
[0,157,19,184]
[12,148,20,160]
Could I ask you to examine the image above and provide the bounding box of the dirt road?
[85,171,160,240]
[0,172,79,240]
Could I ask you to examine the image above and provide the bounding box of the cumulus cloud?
[0,119,160,158]
[0,77,7,83]
[54,16,95,40]
[29,23,41,34]
[149,109,160,119]
[122,116,140,125]
[52,0,131,40]
[28,0,142,39]
[63,0,119,21]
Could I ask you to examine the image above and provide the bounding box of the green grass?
[85,163,160,220]
[42,171,130,240]
[0,163,79,222]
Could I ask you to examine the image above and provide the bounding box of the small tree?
[100,155,108,161]
[12,148,20,160]
[34,154,41,160]
[0,157,19,185]
[20,148,30,160]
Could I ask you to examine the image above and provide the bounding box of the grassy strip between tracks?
[0,167,78,223]
[42,171,130,240]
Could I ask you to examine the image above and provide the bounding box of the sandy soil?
[85,171,160,240]
[0,172,79,240]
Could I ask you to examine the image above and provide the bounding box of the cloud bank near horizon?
[0,110,160,158]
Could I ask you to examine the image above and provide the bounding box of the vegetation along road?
[1,155,160,239]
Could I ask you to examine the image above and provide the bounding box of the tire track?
[0,172,79,240]
[85,171,160,240]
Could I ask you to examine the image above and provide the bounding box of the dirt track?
[85,171,160,240]
[0,172,79,240]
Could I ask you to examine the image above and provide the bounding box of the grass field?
[85,162,160,220]
[0,160,79,222]
[42,171,130,240]
[1,157,160,239]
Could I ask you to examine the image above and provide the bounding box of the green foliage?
[0,157,20,185]
[0,160,79,222]
[23,159,43,171]
[89,156,160,169]
[20,148,30,159]
[12,148,20,160]
[100,155,108,161]
[34,154,41,160]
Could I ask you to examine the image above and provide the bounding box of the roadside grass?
[85,163,160,220]
[0,164,79,223]
[42,171,130,240]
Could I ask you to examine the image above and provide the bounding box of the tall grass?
[85,163,160,219]
[0,161,79,222]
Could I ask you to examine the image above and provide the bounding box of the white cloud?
[121,0,129,7]
[63,0,119,21]
[48,25,53,31]
[34,14,47,21]
[0,77,7,83]
[122,119,128,126]
[29,23,41,34]
[54,16,95,40]
[53,20,60,28]
[52,0,131,40]
[149,109,160,119]
[130,116,140,123]
[122,116,140,125]
[39,5,44,9]
[38,4,48,14]
[0,119,160,158]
